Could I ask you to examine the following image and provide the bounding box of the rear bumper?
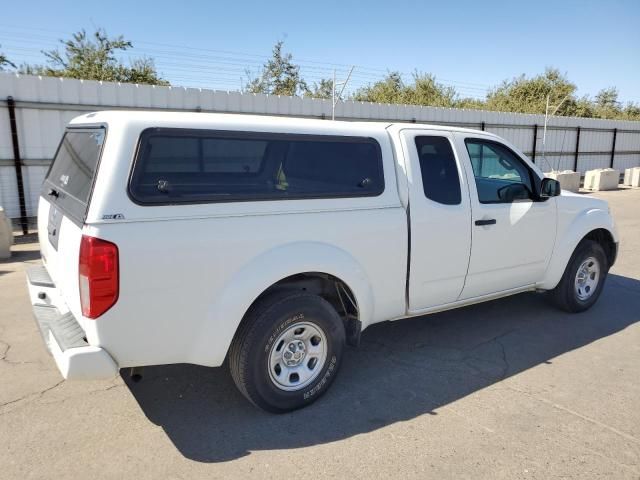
[26,265,118,380]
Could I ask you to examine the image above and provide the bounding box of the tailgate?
[38,127,105,321]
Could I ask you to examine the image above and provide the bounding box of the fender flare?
[540,207,618,290]
[189,241,375,366]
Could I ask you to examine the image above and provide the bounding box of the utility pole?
[332,69,336,121]
[542,93,569,172]
[332,66,354,120]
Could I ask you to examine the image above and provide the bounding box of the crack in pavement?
[1,379,126,415]
[0,379,65,411]
[0,338,40,367]
[0,339,8,360]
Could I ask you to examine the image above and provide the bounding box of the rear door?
[400,129,472,312]
[38,128,105,303]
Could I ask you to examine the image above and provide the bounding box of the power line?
[0,25,491,98]
[0,27,484,100]
[2,23,639,103]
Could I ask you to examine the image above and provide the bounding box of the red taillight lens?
[79,235,119,319]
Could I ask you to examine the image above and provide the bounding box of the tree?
[305,78,334,99]
[570,95,596,118]
[594,87,620,110]
[353,72,458,107]
[0,46,16,70]
[245,41,307,96]
[352,72,406,104]
[406,72,457,107]
[622,103,640,121]
[21,28,168,85]
[591,87,622,119]
[485,68,577,115]
[455,97,486,110]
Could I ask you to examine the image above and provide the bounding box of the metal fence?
[2,72,640,233]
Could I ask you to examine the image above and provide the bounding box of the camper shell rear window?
[43,128,105,222]
[128,128,385,205]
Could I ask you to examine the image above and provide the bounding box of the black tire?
[229,292,345,413]
[549,239,609,313]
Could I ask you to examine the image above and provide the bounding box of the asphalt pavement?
[1,189,639,479]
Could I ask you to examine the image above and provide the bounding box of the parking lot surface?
[1,189,639,479]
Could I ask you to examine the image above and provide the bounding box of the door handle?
[475,219,497,226]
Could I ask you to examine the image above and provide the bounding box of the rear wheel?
[549,239,609,313]
[229,292,345,413]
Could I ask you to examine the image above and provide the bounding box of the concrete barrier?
[544,170,581,193]
[584,168,620,191]
[0,206,14,259]
[623,167,640,187]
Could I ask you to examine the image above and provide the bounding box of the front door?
[454,134,557,299]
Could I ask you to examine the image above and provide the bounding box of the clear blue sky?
[3,0,639,102]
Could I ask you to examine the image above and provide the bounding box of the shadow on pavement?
[124,273,640,463]
[0,249,41,264]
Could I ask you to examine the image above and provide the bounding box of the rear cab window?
[414,136,461,205]
[129,128,384,204]
[44,128,105,222]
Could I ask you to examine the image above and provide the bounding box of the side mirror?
[540,178,561,198]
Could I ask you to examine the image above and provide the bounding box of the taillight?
[79,235,119,319]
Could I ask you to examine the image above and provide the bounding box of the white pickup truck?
[27,111,618,412]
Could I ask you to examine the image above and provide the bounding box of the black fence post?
[573,127,581,172]
[481,121,485,131]
[610,128,617,169]
[531,124,538,163]
[6,96,28,235]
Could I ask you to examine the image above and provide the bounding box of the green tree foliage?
[622,103,640,121]
[408,73,457,107]
[352,66,639,121]
[245,41,307,96]
[0,46,16,70]
[591,87,640,121]
[484,68,577,115]
[305,78,334,99]
[353,71,405,103]
[592,87,621,119]
[20,29,168,85]
[455,97,487,110]
[353,72,457,107]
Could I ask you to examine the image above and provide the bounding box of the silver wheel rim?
[267,321,328,391]
[574,256,600,301]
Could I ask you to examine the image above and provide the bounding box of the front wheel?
[229,292,345,413]
[549,239,609,313]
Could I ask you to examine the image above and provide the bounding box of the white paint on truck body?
[29,111,618,378]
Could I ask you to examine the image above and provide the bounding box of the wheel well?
[249,272,361,346]
[583,229,616,267]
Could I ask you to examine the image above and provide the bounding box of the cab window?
[465,139,533,204]
[415,136,461,205]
